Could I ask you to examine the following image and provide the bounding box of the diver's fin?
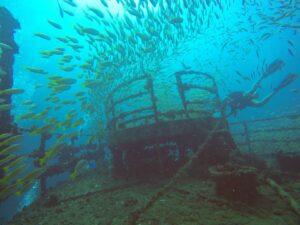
[274,73,298,92]
[262,59,285,78]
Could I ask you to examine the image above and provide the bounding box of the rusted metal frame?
[127,117,225,225]
[110,97,117,131]
[230,113,300,125]
[175,70,219,119]
[229,114,300,152]
[113,106,154,129]
[147,77,159,123]
[208,76,225,118]
[247,138,300,143]
[252,126,300,133]
[174,70,215,80]
[182,83,216,93]
[231,126,300,136]
[105,90,150,114]
[158,109,187,120]
[175,72,189,119]
[117,109,213,128]
[105,76,153,131]
[106,75,148,102]
[236,138,300,145]
[208,76,231,152]
[242,122,252,152]
[185,100,207,106]
[117,114,156,129]
[118,106,154,119]
[112,91,149,109]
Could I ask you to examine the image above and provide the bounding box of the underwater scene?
[0,0,300,224]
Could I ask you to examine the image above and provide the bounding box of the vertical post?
[111,146,125,178]
[110,97,117,131]
[212,78,225,119]
[0,7,20,134]
[175,72,189,119]
[178,142,187,166]
[211,78,239,152]
[147,77,159,123]
[38,133,49,196]
[242,122,252,152]
[156,144,164,176]
[0,6,20,186]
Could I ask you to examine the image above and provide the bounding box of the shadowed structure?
[0,6,20,134]
[0,6,20,185]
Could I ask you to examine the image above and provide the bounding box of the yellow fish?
[75,91,85,97]
[70,159,90,180]
[16,180,35,196]
[59,78,77,85]
[3,156,26,172]
[34,33,51,40]
[27,105,37,110]
[0,88,24,96]
[0,165,26,186]
[0,183,18,200]
[16,167,46,185]
[61,100,75,105]
[72,118,84,127]
[169,17,184,24]
[0,144,21,156]
[16,112,36,120]
[59,66,74,72]
[82,79,102,88]
[81,27,99,36]
[0,154,16,167]
[25,67,48,74]
[49,97,60,103]
[48,20,62,29]
[0,104,12,112]
[0,135,22,148]
[22,100,34,105]
[53,85,71,92]
[0,133,11,140]
[38,144,63,166]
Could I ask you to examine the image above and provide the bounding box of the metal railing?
[9,128,102,196]
[229,113,300,154]
[105,70,222,132]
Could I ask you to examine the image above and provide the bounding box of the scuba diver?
[224,59,298,117]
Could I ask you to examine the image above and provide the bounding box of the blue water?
[0,0,300,224]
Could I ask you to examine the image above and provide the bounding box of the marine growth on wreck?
[0,0,300,225]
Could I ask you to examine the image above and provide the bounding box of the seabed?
[6,170,300,225]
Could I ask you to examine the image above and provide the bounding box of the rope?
[127,117,224,225]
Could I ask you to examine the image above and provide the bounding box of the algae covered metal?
[105,69,236,178]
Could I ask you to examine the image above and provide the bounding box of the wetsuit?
[226,73,298,116]
[226,91,254,116]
